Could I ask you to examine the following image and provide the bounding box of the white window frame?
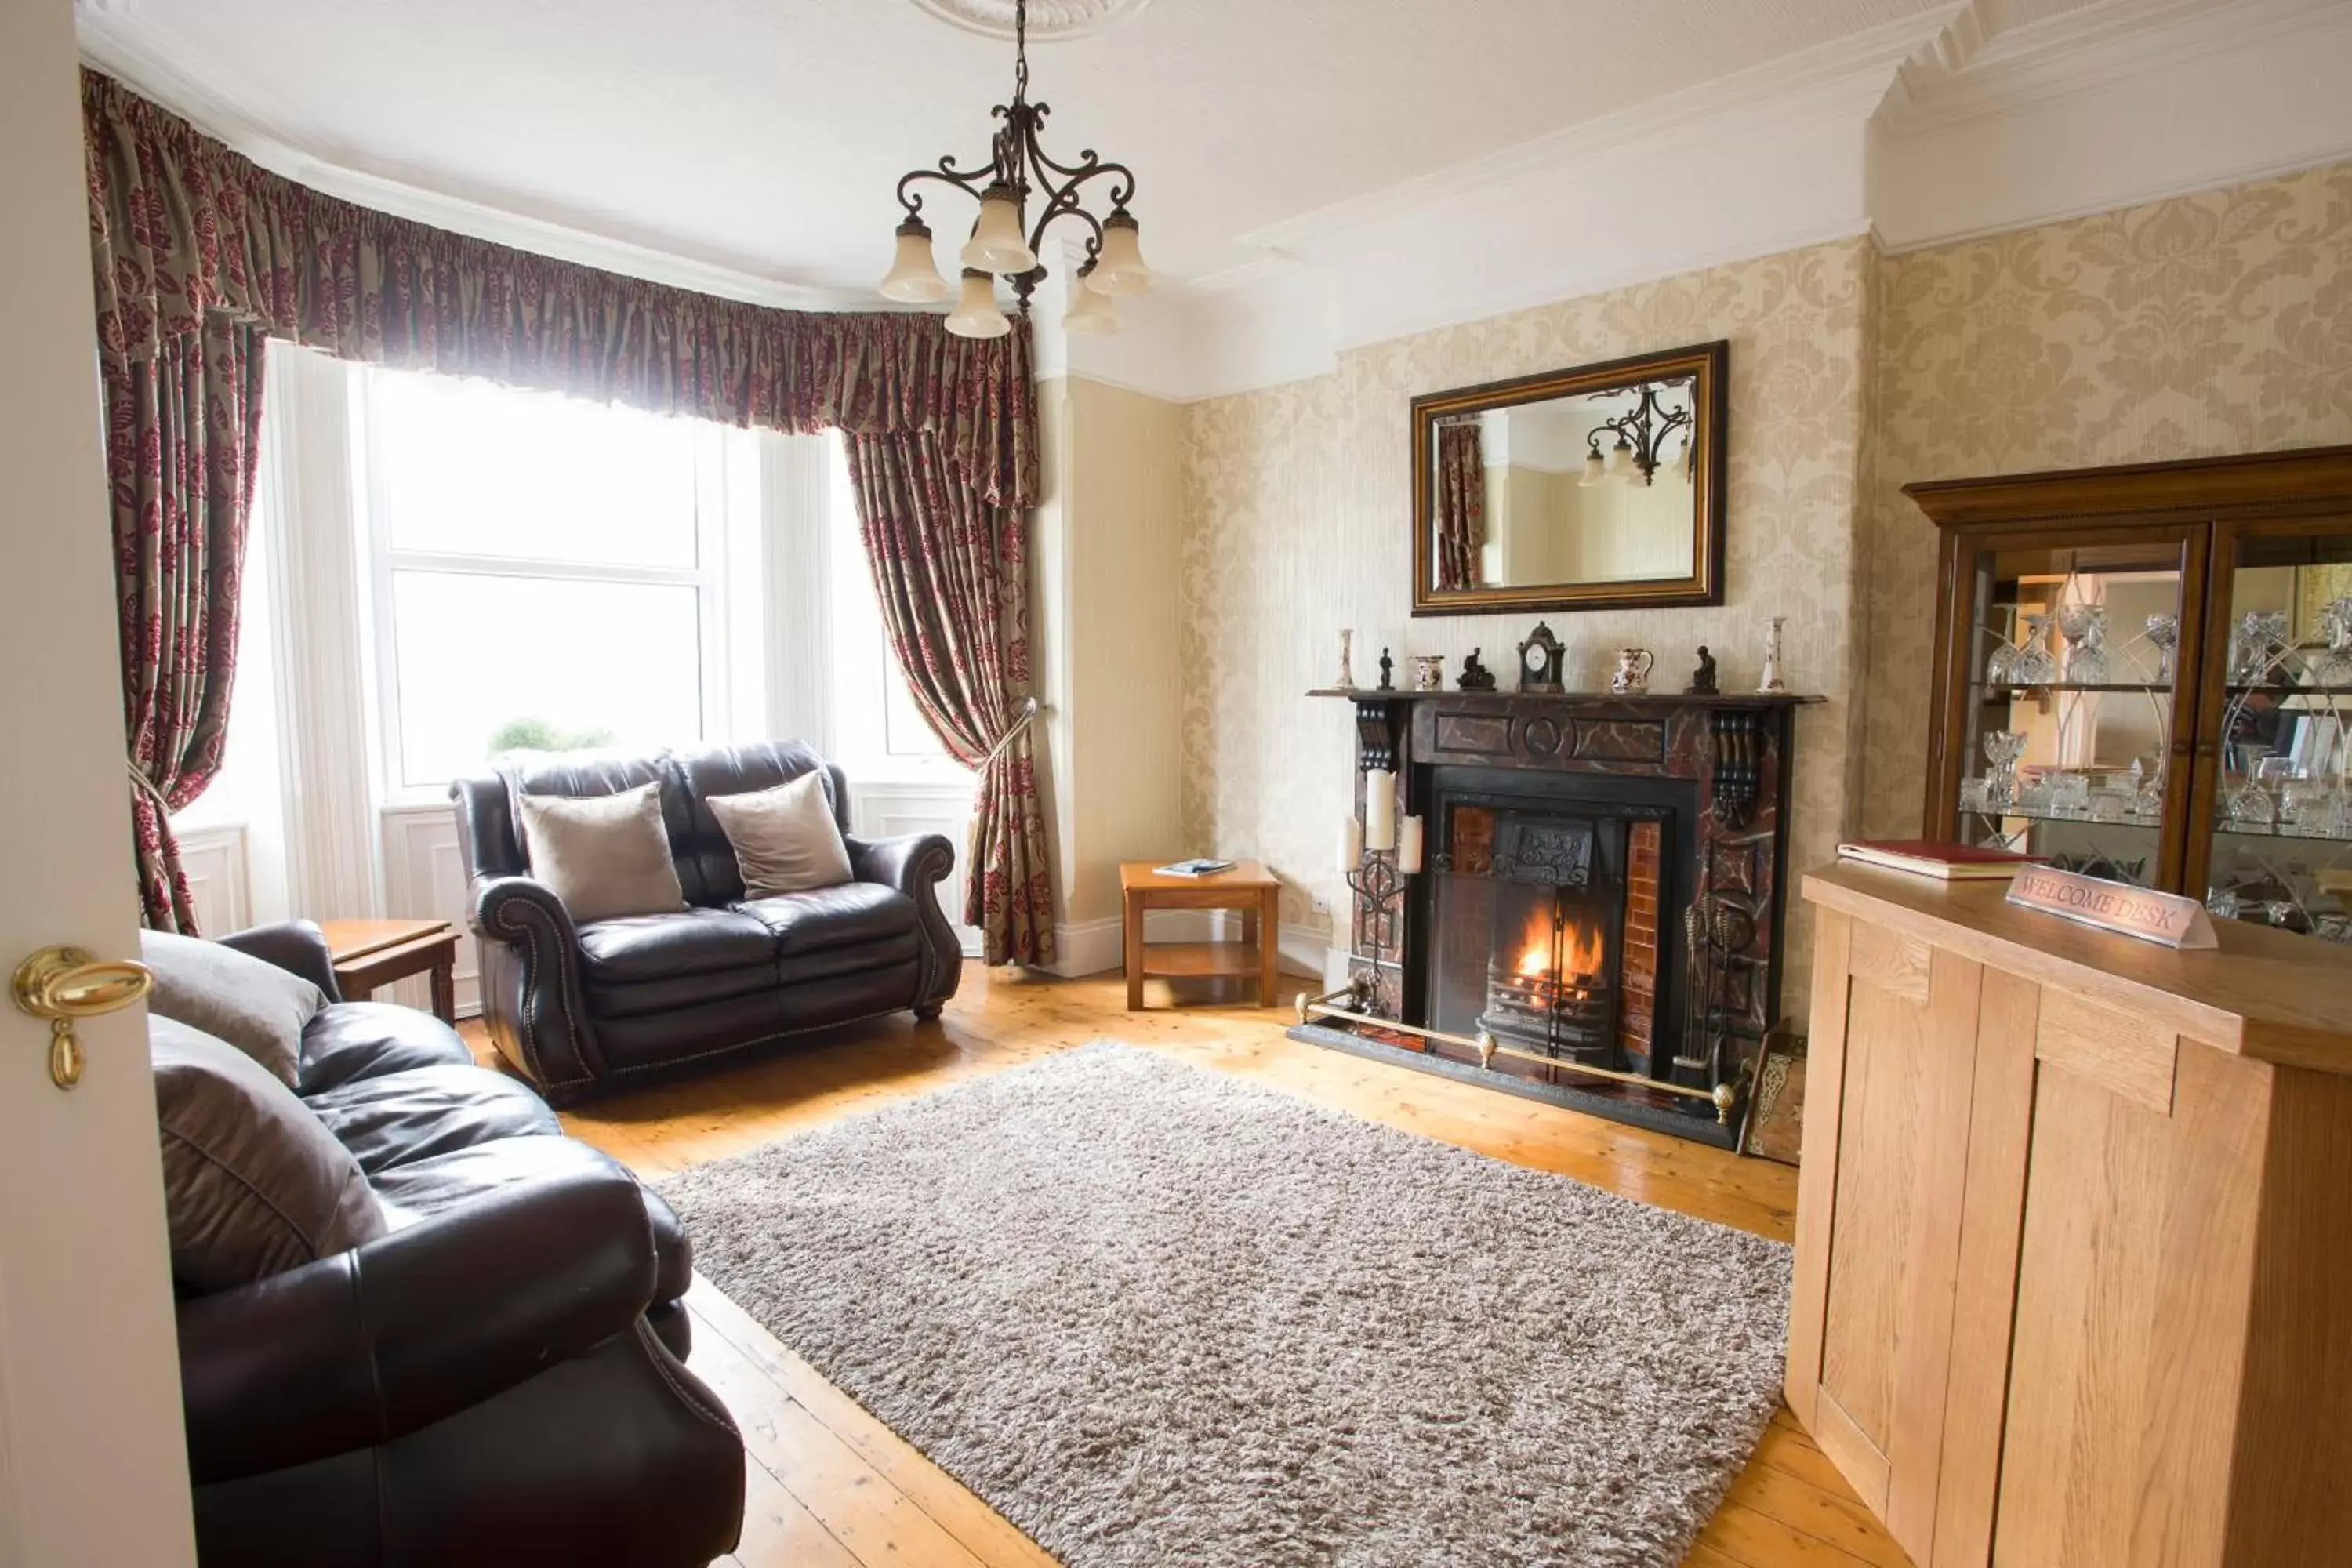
[358,368,735,803]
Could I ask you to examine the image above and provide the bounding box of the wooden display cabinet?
[1911,445,2352,947]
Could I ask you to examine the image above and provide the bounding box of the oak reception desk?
[1789,863,2352,1568]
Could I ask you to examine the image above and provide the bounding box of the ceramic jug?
[1618,648,1656,700]
[1611,648,1655,696]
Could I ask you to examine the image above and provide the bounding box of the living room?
[5,2,2352,1566]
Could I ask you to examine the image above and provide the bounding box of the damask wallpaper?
[1180,237,1876,1005]
[1861,158,2352,836]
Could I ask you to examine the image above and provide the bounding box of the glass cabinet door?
[2195,519,2352,945]
[1949,533,2199,889]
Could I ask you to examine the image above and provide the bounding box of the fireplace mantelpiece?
[1296,686,1821,1149]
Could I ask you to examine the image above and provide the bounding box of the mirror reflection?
[1431,379,1700,593]
[1412,341,1726,615]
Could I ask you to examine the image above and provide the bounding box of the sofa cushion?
[514,781,688,924]
[575,907,778,984]
[151,1017,387,1292]
[143,929,325,1087]
[705,771,853,896]
[733,883,919,955]
[296,1000,474,1094]
[306,1064,564,1176]
[370,1135,692,1307]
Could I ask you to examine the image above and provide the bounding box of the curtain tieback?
[978,696,1044,770]
[126,760,173,811]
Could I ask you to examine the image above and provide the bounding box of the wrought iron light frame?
[891,0,1143,313]
[1586,377,1697,487]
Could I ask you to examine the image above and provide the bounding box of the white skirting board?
[1047,909,1330,982]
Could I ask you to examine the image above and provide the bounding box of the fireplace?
[1294,686,1813,1149]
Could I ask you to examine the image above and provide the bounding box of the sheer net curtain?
[80,69,1052,961]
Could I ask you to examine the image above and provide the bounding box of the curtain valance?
[81,69,1036,510]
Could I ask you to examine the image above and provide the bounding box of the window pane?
[390,572,702,786]
[375,372,699,568]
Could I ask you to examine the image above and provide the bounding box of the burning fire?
[1514,910,1603,982]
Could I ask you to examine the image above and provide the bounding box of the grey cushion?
[149,1017,386,1292]
[514,779,688,923]
[141,928,325,1087]
[706,771,853,896]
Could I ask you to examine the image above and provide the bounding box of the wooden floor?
[463,966,1907,1568]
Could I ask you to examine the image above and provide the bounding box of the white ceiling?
[84,0,2013,293]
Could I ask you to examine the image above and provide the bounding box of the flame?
[1512,909,1603,980]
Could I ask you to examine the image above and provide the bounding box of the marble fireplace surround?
[1298,686,1819,1148]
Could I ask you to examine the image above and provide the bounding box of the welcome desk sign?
[2005,865,2219,949]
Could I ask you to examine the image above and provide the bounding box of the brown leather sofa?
[452,740,960,1105]
[182,921,743,1568]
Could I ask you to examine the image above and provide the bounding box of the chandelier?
[878,0,1153,338]
[1580,380,1697,488]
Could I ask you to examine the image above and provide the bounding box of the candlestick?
[1338,815,1363,872]
[1398,815,1424,874]
[1363,769,1396,851]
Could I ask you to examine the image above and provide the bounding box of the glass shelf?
[1965,805,2161,830]
[2211,818,2352,844]
[1969,682,2172,695]
[2223,684,2352,697]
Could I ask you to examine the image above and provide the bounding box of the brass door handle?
[13,946,154,1089]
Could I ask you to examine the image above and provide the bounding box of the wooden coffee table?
[1119,861,1282,1011]
[321,918,462,1022]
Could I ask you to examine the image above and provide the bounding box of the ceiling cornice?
[1204,3,1960,285]
[74,0,869,313]
[1876,0,2352,132]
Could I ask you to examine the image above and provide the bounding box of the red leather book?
[1835,839,2049,880]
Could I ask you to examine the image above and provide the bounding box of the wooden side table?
[321,918,463,1023]
[1118,861,1281,1011]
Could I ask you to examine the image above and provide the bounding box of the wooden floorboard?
[463,965,1900,1568]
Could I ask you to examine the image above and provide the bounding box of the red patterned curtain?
[112,318,269,931]
[1433,421,1485,592]
[846,433,1053,964]
[82,71,1050,954]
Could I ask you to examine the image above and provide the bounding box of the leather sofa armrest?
[176,1168,657,1484]
[845,832,962,1007]
[470,875,602,1102]
[212,920,343,1003]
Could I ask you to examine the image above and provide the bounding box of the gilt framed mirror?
[1410,339,1727,616]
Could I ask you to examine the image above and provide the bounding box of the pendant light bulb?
[960,186,1039,275]
[1604,438,1635,483]
[878,216,949,303]
[1062,264,1120,335]
[1086,210,1152,296]
[945,268,1011,339]
[1580,449,1607,488]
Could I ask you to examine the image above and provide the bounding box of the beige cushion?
[706,771,854,897]
[515,780,688,924]
[149,1016,386,1292]
[141,929,324,1088]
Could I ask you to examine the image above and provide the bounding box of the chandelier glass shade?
[1578,380,1697,488]
[883,0,1152,337]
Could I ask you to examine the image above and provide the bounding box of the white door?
[0,2,200,1563]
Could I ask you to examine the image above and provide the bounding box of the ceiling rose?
[909,0,1152,42]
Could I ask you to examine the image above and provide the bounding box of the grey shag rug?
[659,1043,1790,1568]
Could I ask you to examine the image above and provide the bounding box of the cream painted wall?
[1181,237,1876,1011]
[1033,375,1189,971]
[1861,157,2352,837]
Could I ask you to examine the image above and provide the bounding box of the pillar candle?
[1338,815,1363,872]
[1364,769,1397,851]
[1398,815,1425,874]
